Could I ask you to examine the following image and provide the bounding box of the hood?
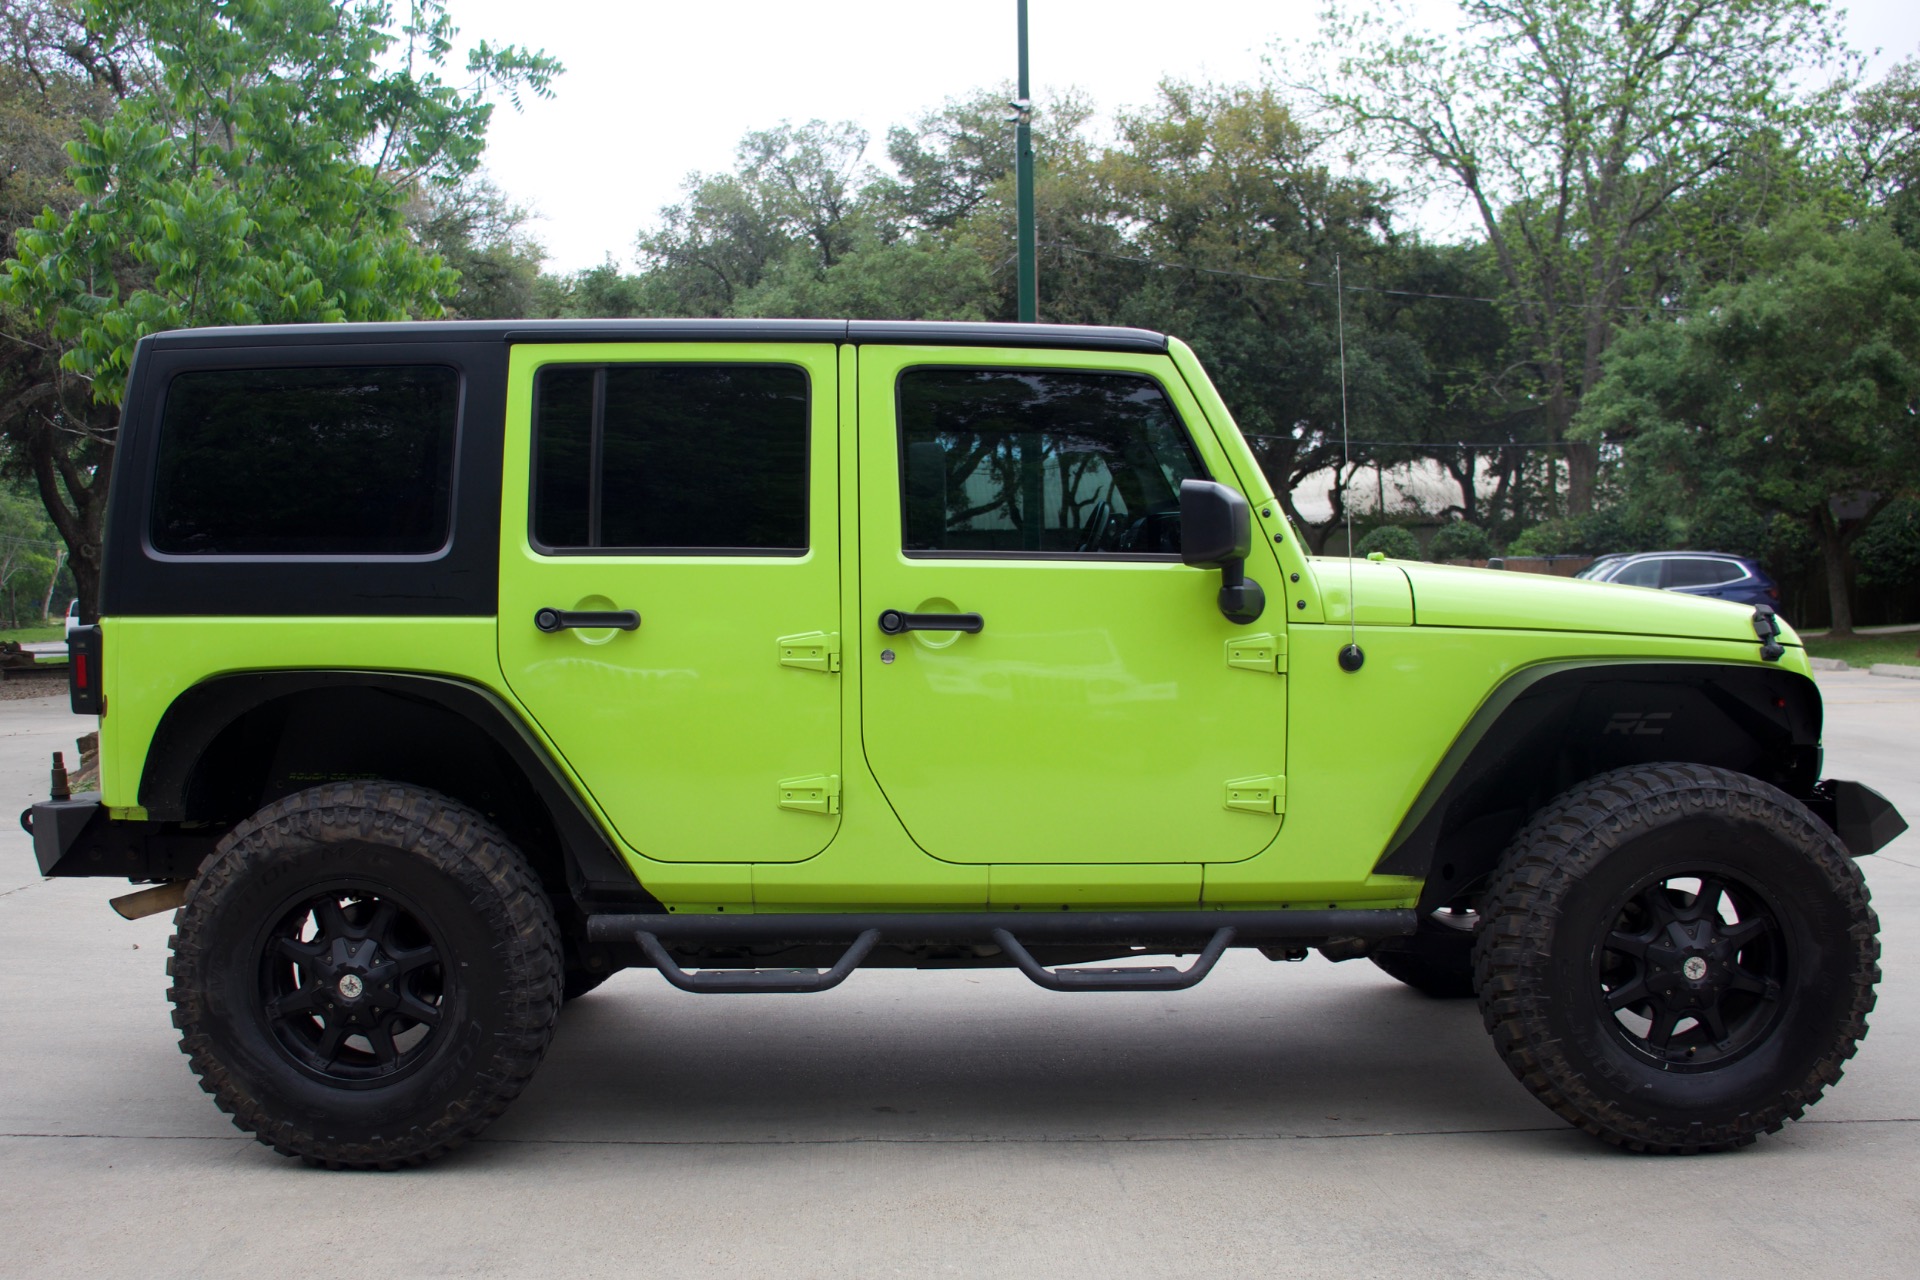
[1388,560,1792,646]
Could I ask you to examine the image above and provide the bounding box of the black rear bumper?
[21,795,212,880]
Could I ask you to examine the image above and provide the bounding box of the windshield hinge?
[1225,775,1286,814]
[1226,633,1287,674]
[777,631,841,674]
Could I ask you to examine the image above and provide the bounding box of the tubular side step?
[636,928,879,994]
[587,909,1416,946]
[991,926,1236,992]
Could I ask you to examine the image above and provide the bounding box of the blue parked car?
[1575,551,1781,610]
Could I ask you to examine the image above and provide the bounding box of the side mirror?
[1180,479,1265,625]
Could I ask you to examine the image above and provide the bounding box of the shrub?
[1353,525,1421,560]
[1427,522,1493,562]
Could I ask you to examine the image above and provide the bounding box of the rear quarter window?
[150,365,460,557]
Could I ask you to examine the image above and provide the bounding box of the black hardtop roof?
[138,318,1169,355]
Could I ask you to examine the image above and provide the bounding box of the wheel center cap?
[1682,955,1709,982]
[337,973,365,1000]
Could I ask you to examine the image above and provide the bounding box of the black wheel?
[1476,763,1879,1153]
[1370,908,1478,998]
[168,783,562,1169]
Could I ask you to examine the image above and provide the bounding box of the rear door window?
[895,367,1204,557]
[1667,557,1746,588]
[151,365,458,557]
[532,364,808,553]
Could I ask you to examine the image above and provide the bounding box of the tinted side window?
[533,364,808,552]
[897,368,1204,556]
[1668,558,1745,588]
[1611,559,1664,587]
[151,365,458,556]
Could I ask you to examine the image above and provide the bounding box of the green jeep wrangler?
[26,319,1905,1169]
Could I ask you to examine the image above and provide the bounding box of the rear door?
[855,345,1286,865]
[497,342,842,863]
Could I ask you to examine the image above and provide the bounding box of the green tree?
[411,175,546,320]
[1090,81,1427,549]
[0,0,558,610]
[1313,0,1849,515]
[1581,215,1920,633]
[1848,57,1920,247]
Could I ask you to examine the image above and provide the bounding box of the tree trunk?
[1564,439,1600,515]
[1815,508,1855,637]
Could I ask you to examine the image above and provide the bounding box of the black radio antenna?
[1336,254,1364,673]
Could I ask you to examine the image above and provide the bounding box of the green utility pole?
[1014,0,1037,323]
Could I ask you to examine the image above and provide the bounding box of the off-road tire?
[167,783,562,1169]
[1475,763,1879,1153]
[1371,915,1477,999]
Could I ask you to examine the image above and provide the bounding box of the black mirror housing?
[1180,480,1251,569]
[1179,479,1265,624]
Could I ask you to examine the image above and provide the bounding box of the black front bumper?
[1807,779,1908,858]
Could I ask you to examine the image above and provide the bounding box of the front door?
[856,346,1286,864]
[498,342,842,863]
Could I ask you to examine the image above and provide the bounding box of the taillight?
[1767,586,1780,600]
[68,625,102,715]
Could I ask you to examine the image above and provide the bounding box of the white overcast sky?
[450,1,1920,273]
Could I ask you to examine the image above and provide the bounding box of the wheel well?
[139,673,659,920]
[1375,662,1823,911]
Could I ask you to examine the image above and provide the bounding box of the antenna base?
[1338,644,1365,673]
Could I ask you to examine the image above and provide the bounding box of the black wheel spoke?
[390,944,439,976]
[1641,887,1680,929]
[363,1023,399,1064]
[1727,965,1782,1001]
[1645,1006,1682,1050]
[361,900,397,943]
[1605,977,1650,1011]
[1701,1003,1732,1048]
[396,993,443,1027]
[1721,917,1771,950]
[313,897,350,939]
[313,1018,349,1063]
[1691,878,1727,922]
[267,986,323,1019]
[1605,930,1652,959]
[275,935,324,966]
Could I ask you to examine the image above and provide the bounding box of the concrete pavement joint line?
[0,879,47,900]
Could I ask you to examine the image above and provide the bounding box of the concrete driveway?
[2,672,1916,1278]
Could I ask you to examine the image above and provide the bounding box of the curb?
[1809,657,1850,672]
[1870,663,1920,681]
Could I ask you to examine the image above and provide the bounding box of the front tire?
[167,783,562,1169]
[1476,764,1879,1153]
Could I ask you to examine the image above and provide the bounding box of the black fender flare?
[1373,660,1823,910]
[138,669,656,908]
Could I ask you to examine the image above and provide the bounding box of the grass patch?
[1801,632,1920,669]
[0,624,61,644]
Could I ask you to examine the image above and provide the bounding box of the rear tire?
[167,783,562,1169]
[1476,763,1879,1153]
